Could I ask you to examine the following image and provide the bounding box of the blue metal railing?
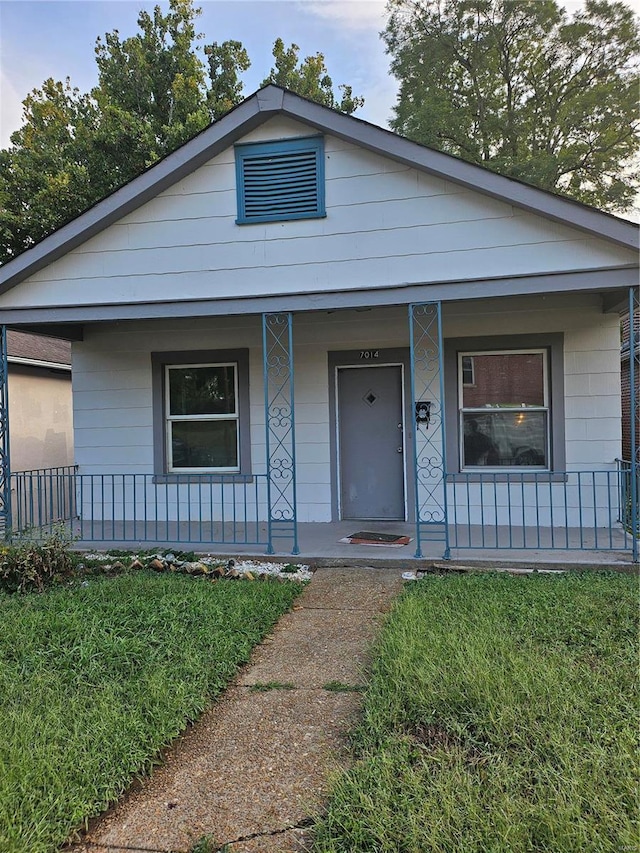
[12,466,77,535]
[10,466,638,555]
[616,459,639,536]
[11,470,269,549]
[446,469,635,552]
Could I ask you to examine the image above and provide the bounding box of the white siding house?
[0,87,637,559]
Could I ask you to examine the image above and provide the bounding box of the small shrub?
[0,529,77,593]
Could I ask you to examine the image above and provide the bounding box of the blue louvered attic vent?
[235,137,325,224]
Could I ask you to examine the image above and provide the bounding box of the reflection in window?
[166,364,239,471]
[461,355,475,386]
[459,350,549,469]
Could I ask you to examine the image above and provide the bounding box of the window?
[166,363,238,472]
[458,350,549,469]
[152,349,251,479]
[235,136,325,224]
[461,355,475,386]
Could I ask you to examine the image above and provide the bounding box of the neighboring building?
[0,86,637,556]
[7,331,73,471]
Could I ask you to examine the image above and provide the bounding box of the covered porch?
[3,286,640,565]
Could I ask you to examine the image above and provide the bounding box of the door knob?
[397,447,403,453]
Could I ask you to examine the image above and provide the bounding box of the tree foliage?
[94,0,210,153]
[383,0,640,210]
[0,0,363,263]
[261,38,365,114]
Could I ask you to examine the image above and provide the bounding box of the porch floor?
[69,519,636,569]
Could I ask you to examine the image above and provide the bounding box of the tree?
[261,38,365,114]
[383,0,640,210]
[205,40,251,120]
[0,0,363,264]
[94,0,211,153]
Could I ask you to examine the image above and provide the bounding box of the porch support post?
[262,312,299,556]
[409,302,450,560]
[630,286,639,563]
[0,326,10,540]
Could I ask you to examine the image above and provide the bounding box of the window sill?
[153,473,255,485]
[448,472,569,484]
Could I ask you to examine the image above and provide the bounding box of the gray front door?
[337,365,405,520]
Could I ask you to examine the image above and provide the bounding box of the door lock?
[397,447,403,453]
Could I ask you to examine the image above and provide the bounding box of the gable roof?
[0,84,637,297]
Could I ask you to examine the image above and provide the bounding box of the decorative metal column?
[262,313,299,555]
[630,286,639,563]
[0,326,11,540]
[409,302,450,559]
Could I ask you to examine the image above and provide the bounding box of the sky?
[1,0,639,150]
[0,0,396,146]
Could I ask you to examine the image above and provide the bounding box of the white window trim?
[458,348,550,472]
[165,362,240,473]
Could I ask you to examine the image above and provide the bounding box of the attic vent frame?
[235,136,326,224]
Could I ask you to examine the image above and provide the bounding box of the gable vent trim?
[235,136,325,224]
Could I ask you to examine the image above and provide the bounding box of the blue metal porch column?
[409,302,450,559]
[262,312,299,555]
[630,286,639,563]
[0,326,11,540]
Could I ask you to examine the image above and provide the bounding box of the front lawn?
[0,571,301,853]
[313,572,638,853]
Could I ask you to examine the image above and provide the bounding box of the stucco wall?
[71,293,620,526]
[9,365,74,471]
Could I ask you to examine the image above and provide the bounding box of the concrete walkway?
[68,566,404,853]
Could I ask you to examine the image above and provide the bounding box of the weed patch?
[0,528,77,593]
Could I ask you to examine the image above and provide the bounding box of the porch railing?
[616,459,639,533]
[12,466,77,536]
[9,466,639,555]
[446,468,637,552]
[11,469,269,548]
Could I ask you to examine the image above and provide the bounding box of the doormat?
[339,531,413,547]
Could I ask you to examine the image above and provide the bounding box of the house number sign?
[359,350,379,359]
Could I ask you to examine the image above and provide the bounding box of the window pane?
[169,366,236,415]
[171,421,238,469]
[462,353,544,408]
[461,355,474,386]
[463,411,547,467]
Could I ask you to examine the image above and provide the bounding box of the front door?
[337,365,405,520]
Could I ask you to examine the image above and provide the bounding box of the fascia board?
[8,356,71,371]
[0,267,636,327]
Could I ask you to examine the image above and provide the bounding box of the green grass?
[313,572,639,853]
[0,571,301,853]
